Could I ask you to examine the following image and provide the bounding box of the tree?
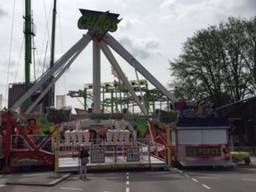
[243,17,256,92]
[170,17,256,106]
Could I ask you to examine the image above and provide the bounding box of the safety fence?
[55,136,167,170]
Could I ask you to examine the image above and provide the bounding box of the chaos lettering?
[78,9,121,34]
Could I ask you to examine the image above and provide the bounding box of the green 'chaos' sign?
[186,146,221,157]
[78,9,121,34]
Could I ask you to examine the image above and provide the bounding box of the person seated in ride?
[26,118,42,135]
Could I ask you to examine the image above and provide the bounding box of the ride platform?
[58,155,166,172]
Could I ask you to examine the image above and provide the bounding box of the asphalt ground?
[0,165,256,192]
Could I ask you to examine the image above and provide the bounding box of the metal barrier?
[54,136,167,171]
[58,138,149,162]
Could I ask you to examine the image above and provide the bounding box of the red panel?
[12,151,54,165]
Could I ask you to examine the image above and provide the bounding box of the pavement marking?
[198,176,220,180]
[202,184,211,190]
[191,178,199,183]
[178,170,183,173]
[60,187,83,191]
[0,184,6,187]
[184,173,190,178]
[126,172,130,192]
[242,178,256,182]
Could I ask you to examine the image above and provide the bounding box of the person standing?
[79,145,89,180]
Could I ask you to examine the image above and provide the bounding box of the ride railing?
[56,138,158,165]
[128,138,167,162]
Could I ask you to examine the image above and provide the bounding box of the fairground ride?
[68,80,173,114]
[0,6,175,173]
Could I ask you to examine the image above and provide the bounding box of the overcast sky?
[0,0,255,109]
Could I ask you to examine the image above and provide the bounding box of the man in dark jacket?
[79,145,89,180]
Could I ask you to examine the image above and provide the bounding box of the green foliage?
[170,17,256,106]
[134,119,148,135]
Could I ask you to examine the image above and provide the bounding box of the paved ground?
[180,166,256,192]
[250,156,256,165]
[0,164,256,192]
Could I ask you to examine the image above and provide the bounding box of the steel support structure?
[103,33,173,102]
[92,40,101,113]
[11,31,173,115]
[11,33,92,112]
[99,42,148,115]
[25,41,86,114]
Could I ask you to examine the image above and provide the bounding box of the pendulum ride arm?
[25,42,85,114]
[10,33,92,112]
[103,33,173,103]
[99,42,148,115]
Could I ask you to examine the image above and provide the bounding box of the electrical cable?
[41,0,50,75]
[35,48,42,77]
[6,0,16,106]
[57,0,67,94]
[14,39,24,83]
[42,41,49,74]
[57,0,63,53]
[32,31,37,81]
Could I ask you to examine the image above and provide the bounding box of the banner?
[127,146,140,162]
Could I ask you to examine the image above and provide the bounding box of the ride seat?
[112,130,120,144]
[82,130,90,146]
[70,130,77,146]
[106,130,114,145]
[64,130,71,146]
[123,130,130,145]
[117,130,125,145]
[76,130,83,146]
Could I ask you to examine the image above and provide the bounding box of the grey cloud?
[0,83,6,87]
[145,40,159,49]
[244,0,256,9]
[118,18,141,32]
[0,58,19,68]
[240,0,256,13]
[119,37,160,60]
[0,8,7,18]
